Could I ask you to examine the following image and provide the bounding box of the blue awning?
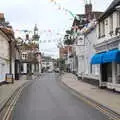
[103,49,120,63]
[90,52,105,64]
[91,49,120,64]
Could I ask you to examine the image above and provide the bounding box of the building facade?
[0,30,10,82]
[91,0,120,91]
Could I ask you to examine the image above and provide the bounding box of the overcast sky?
[0,0,113,58]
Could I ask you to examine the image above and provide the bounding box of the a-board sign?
[5,73,14,83]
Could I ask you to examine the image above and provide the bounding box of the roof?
[0,27,14,39]
[72,11,102,30]
[99,0,120,21]
[92,11,103,19]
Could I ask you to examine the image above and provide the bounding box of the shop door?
[15,61,19,80]
[101,63,112,82]
[101,64,107,82]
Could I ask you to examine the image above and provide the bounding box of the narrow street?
[13,73,108,120]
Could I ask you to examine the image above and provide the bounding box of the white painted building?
[74,19,100,85]
[0,30,10,82]
[84,27,100,80]
[91,0,120,91]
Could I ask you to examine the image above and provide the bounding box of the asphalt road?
[13,73,108,120]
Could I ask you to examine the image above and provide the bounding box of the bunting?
[49,0,75,18]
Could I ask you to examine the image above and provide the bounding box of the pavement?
[13,73,108,120]
[0,79,30,112]
[61,73,120,115]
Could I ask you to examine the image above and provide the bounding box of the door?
[15,61,19,80]
[101,63,112,82]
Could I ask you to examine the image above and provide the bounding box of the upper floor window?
[102,21,105,36]
[117,11,120,27]
[98,23,100,38]
[109,15,113,32]
[98,20,105,38]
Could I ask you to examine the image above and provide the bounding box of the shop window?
[90,65,99,75]
[117,64,120,83]
[90,64,92,74]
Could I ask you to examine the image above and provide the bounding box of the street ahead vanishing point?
[12,73,108,120]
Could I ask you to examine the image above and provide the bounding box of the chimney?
[0,13,5,22]
[85,0,92,21]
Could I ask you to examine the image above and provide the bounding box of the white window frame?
[117,11,120,27]
[109,14,113,32]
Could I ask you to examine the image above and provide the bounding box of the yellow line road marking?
[2,85,25,120]
[66,86,120,120]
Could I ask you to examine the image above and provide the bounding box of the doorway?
[101,63,112,82]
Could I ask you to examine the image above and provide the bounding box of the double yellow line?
[61,80,120,120]
[2,82,30,120]
[2,87,23,120]
[71,89,120,120]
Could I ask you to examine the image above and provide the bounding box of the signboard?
[6,73,14,83]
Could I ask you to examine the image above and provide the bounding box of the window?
[90,64,92,74]
[110,15,113,32]
[98,23,101,38]
[102,21,105,36]
[117,12,120,27]
[24,54,27,60]
[100,22,102,37]
[90,65,99,75]
[117,64,120,84]
[99,21,105,38]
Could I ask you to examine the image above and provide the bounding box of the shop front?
[91,49,120,91]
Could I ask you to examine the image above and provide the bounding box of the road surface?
[13,73,108,120]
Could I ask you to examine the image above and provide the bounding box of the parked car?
[54,68,60,73]
[48,69,53,73]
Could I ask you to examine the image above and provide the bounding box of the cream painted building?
[0,29,10,82]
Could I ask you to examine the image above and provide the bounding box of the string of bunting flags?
[15,29,65,35]
[15,28,64,44]
[49,0,76,18]
[39,39,61,43]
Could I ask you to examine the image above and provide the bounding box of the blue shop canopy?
[90,52,105,64]
[91,49,120,64]
[103,49,120,63]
